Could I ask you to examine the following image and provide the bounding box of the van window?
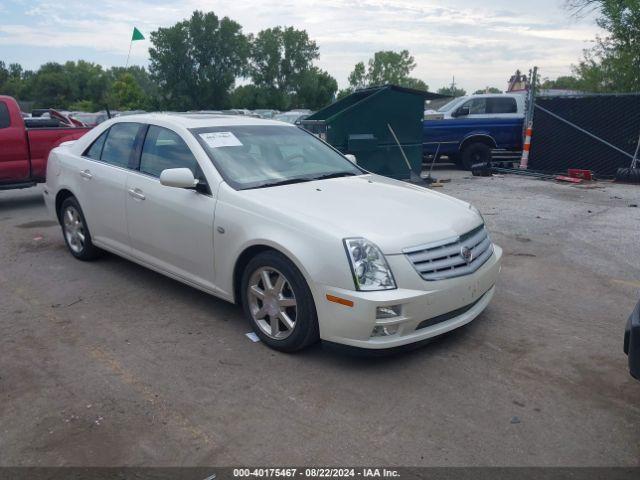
[101,123,143,168]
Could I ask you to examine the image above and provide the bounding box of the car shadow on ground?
[0,191,45,213]
[66,247,487,371]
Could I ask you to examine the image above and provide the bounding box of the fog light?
[376,305,401,319]
[371,324,399,337]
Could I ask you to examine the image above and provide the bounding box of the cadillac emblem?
[460,246,473,264]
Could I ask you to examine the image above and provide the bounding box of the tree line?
[0,10,427,112]
[0,10,444,112]
[1,2,637,112]
[0,61,156,111]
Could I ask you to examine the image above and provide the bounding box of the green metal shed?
[300,84,447,179]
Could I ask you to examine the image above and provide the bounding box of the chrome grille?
[403,225,493,281]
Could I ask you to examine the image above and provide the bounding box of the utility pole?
[525,67,538,126]
[520,66,538,169]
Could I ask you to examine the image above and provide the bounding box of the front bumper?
[624,299,640,380]
[315,245,502,349]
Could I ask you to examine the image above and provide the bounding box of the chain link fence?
[528,94,640,178]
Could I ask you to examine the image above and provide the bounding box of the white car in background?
[273,111,311,124]
[44,113,502,352]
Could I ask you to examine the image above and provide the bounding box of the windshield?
[437,98,464,112]
[191,125,363,190]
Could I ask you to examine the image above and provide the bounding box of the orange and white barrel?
[519,123,533,169]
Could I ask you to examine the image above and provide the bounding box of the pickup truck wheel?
[241,251,319,352]
[461,142,492,170]
[59,197,102,261]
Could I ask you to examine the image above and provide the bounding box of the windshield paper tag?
[199,132,243,148]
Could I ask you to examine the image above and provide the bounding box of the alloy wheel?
[247,267,297,340]
[63,205,85,254]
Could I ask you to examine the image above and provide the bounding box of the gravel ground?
[0,169,639,466]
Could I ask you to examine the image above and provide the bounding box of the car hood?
[240,174,483,254]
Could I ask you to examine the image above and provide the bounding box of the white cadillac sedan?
[44,113,502,352]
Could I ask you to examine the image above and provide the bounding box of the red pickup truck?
[0,95,92,190]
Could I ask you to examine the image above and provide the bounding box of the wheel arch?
[459,134,497,152]
[54,188,76,223]
[232,242,315,305]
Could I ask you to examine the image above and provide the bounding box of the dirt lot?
[1,169,639,466]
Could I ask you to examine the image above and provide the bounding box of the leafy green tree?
[249,26,323,109]
[68,100,97,112]
[568,0,640,92]
[293,67,337,109]
[108,73,148,110]
[437,85,466,97]
[0,61,32,99]
[345,50,428,93]
[28,62,74,108]
[347,62,367,90]
[402,77,429,91]
[64,61,109,108]
[540,76,581,90]
[108,67,156,95]
[473,87,502,94]
[149,10,249,109]
[366,50,416,86]
[231,84,268,109]
[0,60,156,111]
[0,61,9,91]
[8,60,109,109]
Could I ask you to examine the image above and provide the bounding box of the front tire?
[59,196,102,261]
[461,142,492,170]
[241,251,319,352]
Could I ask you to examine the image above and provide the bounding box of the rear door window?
[487,97,517,114]
[84,130,108,160]
[101,123,143,168]
[140,126,198,177]
[0,102,10,129]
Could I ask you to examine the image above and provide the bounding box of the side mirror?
[160,168,197,189]
[345,154,357,164]
[453,106,470,117]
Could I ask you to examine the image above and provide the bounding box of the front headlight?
[343,238,397,291]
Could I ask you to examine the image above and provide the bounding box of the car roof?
[110,112,294,129]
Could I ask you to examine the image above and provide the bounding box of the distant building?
[507,70,528,92]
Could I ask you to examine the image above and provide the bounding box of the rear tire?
[615,168,630,182]
[461,142,492,170]
[59,196,102,261]
[241,250,319,352]
[616,167,640,184]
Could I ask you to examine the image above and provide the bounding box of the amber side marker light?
[326,294,354,307]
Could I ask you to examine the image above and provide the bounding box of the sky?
[0,0,602,93]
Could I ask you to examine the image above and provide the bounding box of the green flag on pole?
[126,28,144,67]
[132,27,144,41]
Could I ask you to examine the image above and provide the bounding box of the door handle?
[128,188,146,201]
[79,169,93,179]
